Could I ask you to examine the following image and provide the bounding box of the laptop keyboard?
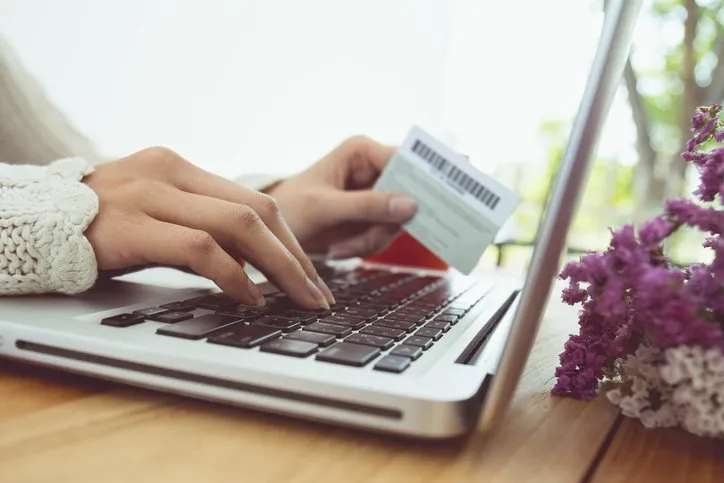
[100,265,491,373]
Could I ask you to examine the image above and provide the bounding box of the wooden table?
[1,289,722,482]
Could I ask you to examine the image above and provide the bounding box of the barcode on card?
[411,139,501,210]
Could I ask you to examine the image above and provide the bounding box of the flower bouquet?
[552,105,724,438]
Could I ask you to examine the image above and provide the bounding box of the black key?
[374,355,411,373]
[316,342,380,367]
[133,307,169,318]
[415,327,442,340]
[208,325,281,348]
[390,344,423,360]
[359,325,406,341]
[344,309,380,320]
[363,303,392,313]
[160,300,198,311]
[442,308,466,317]
[277,312,318,324]
[434,314,460,324]
[287,308,333,318]
[285,330,336,347]
[396,308,429,316]
[415,327,443,341]
[404,335,433,350]
[345,333,394,350]
[394,309,432,318]
[260,339,318,357]
[197,300,235,310]
[216,309,264,320]
[384,314,426,325]
[323,315,367,330]
[101,313,145,328]
[409,302,439,310]
[220,304,268,316]
[425,320,451,332]
[304,322,352,338]
[252,317,301,333]
[152,311,194,323]
[373,319,417,332]
[157,314,243,340]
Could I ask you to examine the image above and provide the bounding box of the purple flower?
[553,104,724,400]
[666,198,724,234]
[638,217,674,247]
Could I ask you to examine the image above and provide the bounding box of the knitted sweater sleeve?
[0,158,99,295]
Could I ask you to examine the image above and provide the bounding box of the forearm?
[0,158,99,295]
[0,34,101,166]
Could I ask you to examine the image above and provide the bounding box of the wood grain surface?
[0,292,721,482]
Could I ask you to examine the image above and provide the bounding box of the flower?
[553,104,724,439]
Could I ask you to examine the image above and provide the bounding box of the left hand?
[266,136,418,258]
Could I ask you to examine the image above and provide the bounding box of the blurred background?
[2,0,723,272]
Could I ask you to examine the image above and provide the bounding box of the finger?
[130,218,264,306]
[143,188,330,310]
[328,137,396,188]
[327,225,403,259]
[164,162,334,305]
[318,190,418,226]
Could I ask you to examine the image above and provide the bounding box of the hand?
[83,147,334,310]
[266,136,418,258]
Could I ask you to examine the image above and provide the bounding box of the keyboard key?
[285,330,336,347]
[260,339,318,357]
[374,355,411,373]
[218,304,268,316]
[384,314,426,325]
[344,309,381,320]
[434,314,460,324]
[157,314,243,340]
[152,311,194,323]
[323,315,367,330]
[208,325,281,348]
[345,333,394,350]
[197,300,235,310]
[277,312,318,324]
[252,317,302,333]
[415,327,443,341]
[160,300,199,311]
[373,319,417,332]
[316,342,381,367]
[404,336,433,350]
[441,308,466,317]
[425,320,451,332]
[101,313,145,328]
[359,326,406,341]
[133,307,169,318]
[216,309,264,320]
[304,322,352,338]
[390,344,423,360]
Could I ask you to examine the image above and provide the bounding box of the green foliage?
[505,0,724,269]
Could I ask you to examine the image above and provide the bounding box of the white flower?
[607,343,724,439]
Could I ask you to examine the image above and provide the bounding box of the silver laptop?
[0,0,641,439]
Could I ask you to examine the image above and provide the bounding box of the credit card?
[373,126,519,274]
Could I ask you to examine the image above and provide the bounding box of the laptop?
[0,0,641,439]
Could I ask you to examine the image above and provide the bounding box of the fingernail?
[247,278,266,307]
[389,196,418,219]
[316,275,336,305]
[306,277,330,310]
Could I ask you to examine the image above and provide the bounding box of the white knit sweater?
[0,34,277,296]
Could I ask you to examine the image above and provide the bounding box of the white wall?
[0,0,639,179]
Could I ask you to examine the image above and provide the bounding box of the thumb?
[324,190,418,225]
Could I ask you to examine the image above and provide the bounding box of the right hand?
[83,147,334,311]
